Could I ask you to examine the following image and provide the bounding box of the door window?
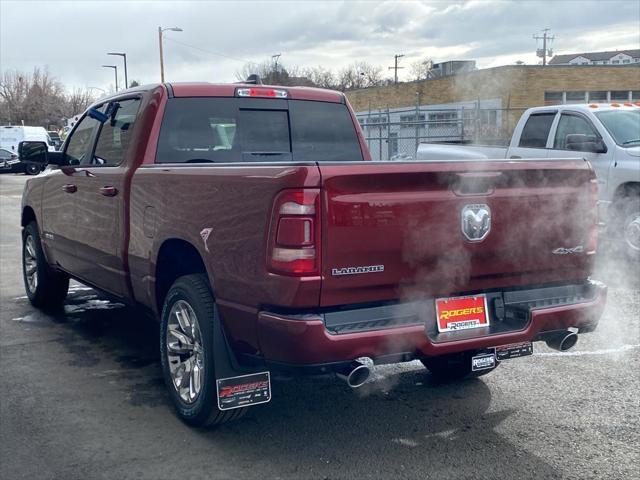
[553,114,598,150]
[65,115,100,165]
[88,98,141,166]
[518,113,556,148]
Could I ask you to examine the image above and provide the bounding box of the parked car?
[47,131,62,150]
[19,81,606,428]
[0,147,42,175]
[417,104,640,259]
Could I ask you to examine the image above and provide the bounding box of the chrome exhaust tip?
[337,359,372,388]
[545,331,578,352]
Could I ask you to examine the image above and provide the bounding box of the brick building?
[345,64,640,159]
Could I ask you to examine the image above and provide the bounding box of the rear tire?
[421,351,497,383]
[22,221,69,310]
[612,194,640,261]
[159,274,246,427]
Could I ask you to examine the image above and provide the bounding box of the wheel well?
[21,206,36,227]
[155,239,208,312]
[613,182,640,202]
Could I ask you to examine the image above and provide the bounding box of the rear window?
[518,112,556,148]
[156,97,363,163]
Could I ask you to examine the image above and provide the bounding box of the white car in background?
[0,126,55,153]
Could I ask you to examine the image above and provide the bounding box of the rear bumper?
[255,281,607,366]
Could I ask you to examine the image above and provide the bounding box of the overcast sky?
[1,0,639,92]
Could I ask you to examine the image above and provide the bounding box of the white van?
[0,126,55,153]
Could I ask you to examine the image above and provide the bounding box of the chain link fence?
[355,105,526,161]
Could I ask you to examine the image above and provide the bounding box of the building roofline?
[347,63,640,94]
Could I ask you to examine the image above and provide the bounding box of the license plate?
[496,342,533,360]
[435,294,490,333]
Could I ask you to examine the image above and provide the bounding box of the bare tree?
[65,88,95,117]
[409,61,429,81]
[0,68,97,128]
[0,67,68,127]
[302,66,337,89]
[337,62,383,91]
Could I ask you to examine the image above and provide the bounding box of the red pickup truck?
[19,81,607,427]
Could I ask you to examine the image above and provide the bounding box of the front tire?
[24,163,41,175]
[159,274,246,427]
[22,222,69,310]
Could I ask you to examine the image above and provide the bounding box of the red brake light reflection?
[236,87,288,98]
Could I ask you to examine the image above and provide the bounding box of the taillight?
[268,189,320,275]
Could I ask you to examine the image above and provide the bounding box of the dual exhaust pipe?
[337,331,578,388]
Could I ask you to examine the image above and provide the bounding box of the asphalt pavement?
[1,173,638,480]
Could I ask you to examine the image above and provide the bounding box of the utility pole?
[533,28,554,66]
[158,26,183,82]
[388,54,405,85]
[272,53,281,72]
[272,54,281,82]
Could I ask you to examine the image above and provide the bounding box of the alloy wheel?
[624,212,640,253]
[166,300,205,404]
[24,235,38,294]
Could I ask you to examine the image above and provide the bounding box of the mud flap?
[211,308,271,409]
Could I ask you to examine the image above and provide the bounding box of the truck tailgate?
[319,160,597,307]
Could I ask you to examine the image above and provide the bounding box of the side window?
[554,114,598,150]
[65,116,99,165]
[518,113,556,148]
[88,98,141,166]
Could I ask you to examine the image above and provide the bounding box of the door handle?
[99,186,118,197]
[62,184,77,193]
[509,155,522,159]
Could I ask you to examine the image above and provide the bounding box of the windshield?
[594,109,640,147]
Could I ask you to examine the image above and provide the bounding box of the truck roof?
[94,82,346,104]
[527,103,640,114]
[169,82,345,103]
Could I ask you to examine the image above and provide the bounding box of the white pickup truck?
[417,103,640,259]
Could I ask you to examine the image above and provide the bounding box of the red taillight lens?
[268,189,320,276]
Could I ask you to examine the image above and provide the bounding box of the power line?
[163,37,255,65]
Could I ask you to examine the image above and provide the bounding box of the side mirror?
[18,141,48,165]
[18,141,66,166]
[565,134,607,154]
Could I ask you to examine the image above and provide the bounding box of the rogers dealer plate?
[435,294,490,333]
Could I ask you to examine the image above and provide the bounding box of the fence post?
[378,108,383,162]
[476,98,481,143]
[415,92,420,155]
[386,108,391,160]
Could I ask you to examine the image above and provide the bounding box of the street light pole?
[108,52,128,88]
[102,65,118,91]
[158,26,183,82]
